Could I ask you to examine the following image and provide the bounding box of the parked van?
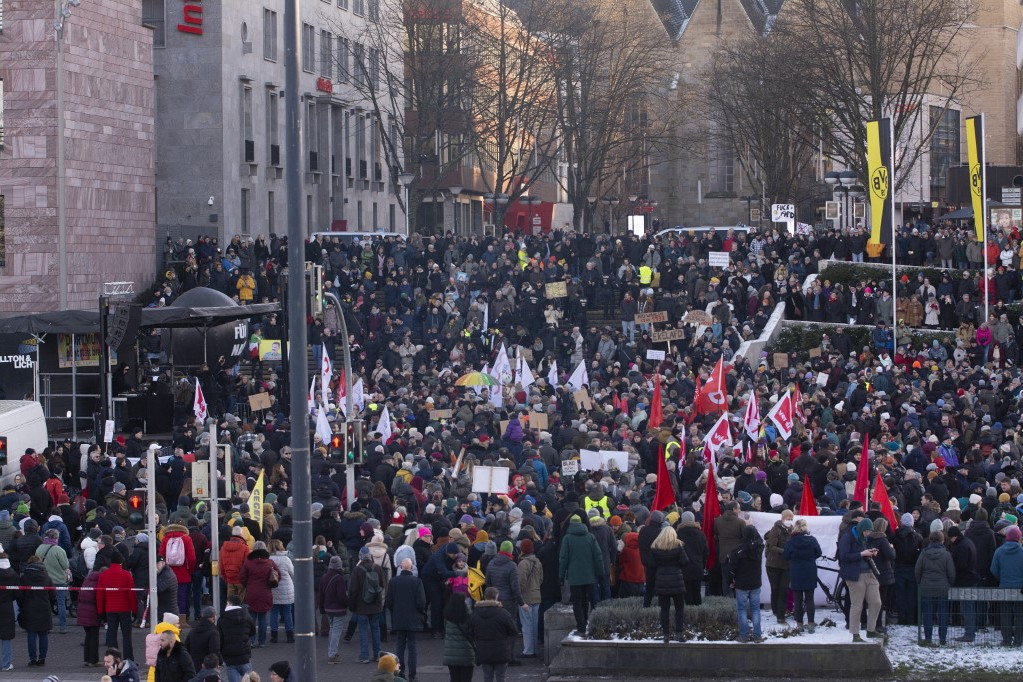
[0,401,48,484]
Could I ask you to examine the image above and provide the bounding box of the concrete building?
[649,0,1023,228]
[149,0,406,244]
[0,0,156,313]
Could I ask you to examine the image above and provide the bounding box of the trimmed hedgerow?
[586,596,738,641]
[766,322,956,354]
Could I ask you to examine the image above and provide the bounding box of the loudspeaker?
[108,304,142,354]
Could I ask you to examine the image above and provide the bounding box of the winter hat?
[1000,493,1012,503]
[328,555,344,570]
[900,513,914,528]
[359,546,371,558]
[520,539,534,554]
[500,540,514,554]
[113,482,126,494]
[43,677,61,682]
[666,511,680,526]
[459,514,474,525]
[163,613,180,626]
[1006,514,1019,526]
[1006,526,1023,543]
[476,530,489,543]
[947,498,960,512]
[645,473,657,484]
[856,518,874,535]
[755,471,767,481]
[269,662,291,678]
[680,511,696,525]
[609,516,622,527]
[232,525,243,536]
[418,526,433,538]
[378,654,399,673]
[969,494,982,506]
[135,533,148,544]
[769,493,784,508]
[0,511,8,523]
[787,473,799,483]
[929,519,944,534]
[569,515,583,524]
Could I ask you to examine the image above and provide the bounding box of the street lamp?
[526,195,542,234]
[397,171,415,237]
[448,185,463,235]
[610,198,621,234]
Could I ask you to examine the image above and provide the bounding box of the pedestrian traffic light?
[128,489,146,511]
[0,437,7,466]
[329,433,344,460]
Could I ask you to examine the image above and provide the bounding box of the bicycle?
[816,554,851,624]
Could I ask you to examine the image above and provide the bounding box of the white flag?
[193,380,208,422]
[315,406,332,445]
[482,300,489,331]
[547,360,559,387]
[352,378,365,413]
[489,384,504,408]
[321,346,332,406]
[567,361,589,391]
[492,343,512,384]
[377,405,392,443]
[308,375,316,415]
[742,391,761,441]
[518,355,535,389]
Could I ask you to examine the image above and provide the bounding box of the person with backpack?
[318,555,350,664]
[348,545,388,664]
[385,557,426,682]
[159,523,196,627]
[267,539,295,644]
[729,525,765,643]
[35,528,70,633]
[238,541,275,648]
[219,526,250,603]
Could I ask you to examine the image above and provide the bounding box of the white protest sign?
[646,350,666,361]
[816,372,829,387]
[708,251,730,268]
[561,460,579,477]
[103,420,115,444]
[579,449,603,471]
[471,465,509,493]
[598,450,631,472]
[771,204,795,222]
[745,511,841,606]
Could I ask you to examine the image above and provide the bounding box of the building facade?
[0,0,156,313]
[149,0,406,244]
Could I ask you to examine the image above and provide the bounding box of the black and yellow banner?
[966,115,986,243]
[865,118,894,244]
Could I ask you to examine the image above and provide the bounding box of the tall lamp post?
[587,196,596,231]
[526,195,542,234]
[823,171,840,227]
[449,185,463,235]
[610,198,621,233]
[54,0,81,309]
[398,171,415,237]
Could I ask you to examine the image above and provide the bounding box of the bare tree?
[772,0,980,189]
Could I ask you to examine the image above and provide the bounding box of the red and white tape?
[0,585,147,592]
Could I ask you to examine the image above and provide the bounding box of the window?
[302,23,315,72]
[368,47,379,91]
[353,0,364,16]
[357,200,363,229]
[268,191,275,234]
[368,0,379,20]
[373,202,378,229]
[355,114,366,177]
[709,124,734,194]
[337,37,349,82]
[331,107,343,174]
[337,0,347,10]
[344,112,352,175]
[263,9,277,61]
[320,30,332,79]
[142,0,165,47]
[389,204,395,231]
[241,189,251,234]
[242,85,254,162]
[306,101,319,171]
[353,42,365,87]
[930,105,960,201]
[267,90,280,165]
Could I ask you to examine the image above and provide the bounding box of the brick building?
[0,0,156,313]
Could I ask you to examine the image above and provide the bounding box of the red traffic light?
[129,493,144,510]
[331,434,342,450]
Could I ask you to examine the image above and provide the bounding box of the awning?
[0,302,281,335]
[935,199,1011,221]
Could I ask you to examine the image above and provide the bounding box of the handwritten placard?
[561,459,579,477]
[683,310,713,326]
[429,409,453,420]
[773,353,789,369]
[248,393,272,411]
[646,350,666,361]
[573,390,593,411]
[528,412,548,430]
[651,328,685,343]
[545,281,568,298]
[635,311,668,325]
[708,251,730,268]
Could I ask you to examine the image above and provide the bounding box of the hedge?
[766,321,956,354]
[586,595,738,641]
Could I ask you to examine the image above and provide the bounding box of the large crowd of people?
[9,218,1023,680]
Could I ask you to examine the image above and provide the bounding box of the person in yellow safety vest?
[639,264,653,285]
[583,481,611,518]
[517,247,529,270]
[664,436,682,462]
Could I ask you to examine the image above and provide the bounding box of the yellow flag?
[865,118,893,245]
[965,115,986,243]
[250,470,264,530]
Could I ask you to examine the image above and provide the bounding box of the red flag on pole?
[648,374,663,429]
[652,443,675,511]
[872,472,898,530]
[799,474,818,516]
[697,357,728,415]
[854,436,871,506]
[701,463,721,569]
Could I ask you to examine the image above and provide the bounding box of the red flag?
[648,374,663,429]
[766,390,794,440]
[799,474,818,516]
[742,392,761,440]
[872,472,898,530]
[703,412,733,450]
[612,391,621,411]
[697,357,728,415]
[701,463,721,569]
[788,442,801,465]
[652,443,675,511]
[854,436,871,506]
[793,384,806,425]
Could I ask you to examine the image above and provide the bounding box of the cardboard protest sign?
[249,393,272,411]
[471,465,509,493]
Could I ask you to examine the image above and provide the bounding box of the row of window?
[238,189,396,234]
[264,10,379,90]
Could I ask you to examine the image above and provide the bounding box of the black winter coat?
[728,533,764,590]
[217,607,255,665]
[384,570,426,631]
[676,525,709,581]
[467,600,518,664]
[637,523,660,568]
[154,641,196,682]
[17,563,52,632]
[535,540,562,601]
[965,521,997,584]
[0,567,17,640]
[651,546,688,596]
[951,536,979,587]
[184,618,221,670]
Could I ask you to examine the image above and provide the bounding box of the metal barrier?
[917,587,1023,647]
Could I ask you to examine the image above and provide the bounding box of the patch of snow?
[884,624,1023,673]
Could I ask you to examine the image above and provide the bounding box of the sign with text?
[561,459,579,477]
[248,393,272,411]
[683,310,713,326]
[708,251,730,268]
[191,461,210,498]
[772,204,795,222]
[634,311,668,325]
[103,420,115,444]
[651,328,685,343]
[646,349,666,361]
[545,281,568,298]
[773,352,789,369]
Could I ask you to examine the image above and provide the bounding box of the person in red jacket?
[219,527,250,601]
[239,541,275,647]
[159,523,196,626]
[96,551,137,662]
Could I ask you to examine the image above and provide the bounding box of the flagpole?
[889,117,897,332]
[981,113,989,325]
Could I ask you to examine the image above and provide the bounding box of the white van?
[0,401,48,483]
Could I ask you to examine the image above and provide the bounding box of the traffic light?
[0,436,7,466]
[341,420,364,463]
[329,433,344,460]
[128,489,146,511]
